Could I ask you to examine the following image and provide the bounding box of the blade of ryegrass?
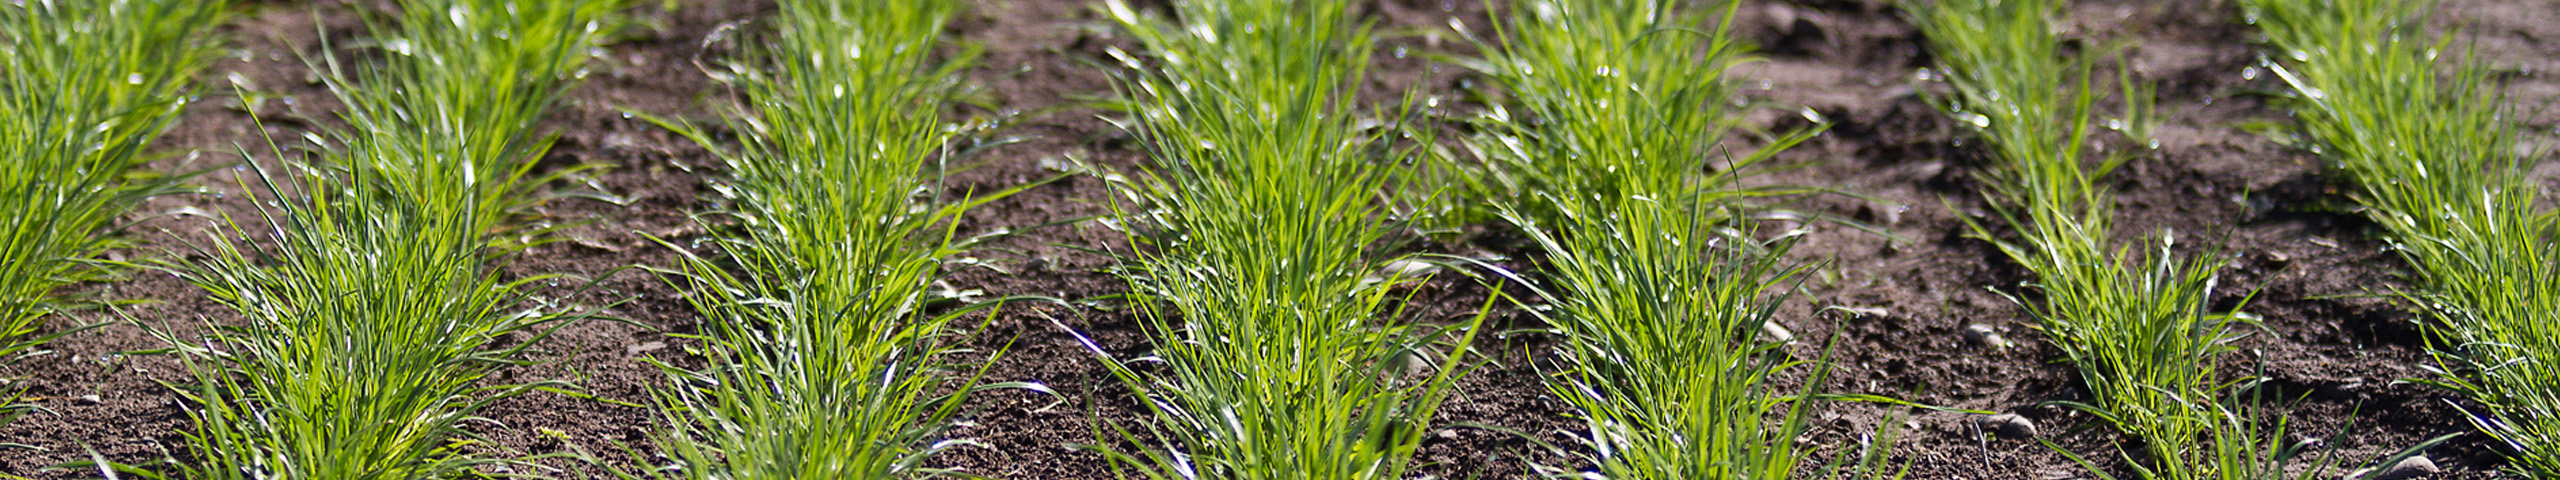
[1450,1,1892,478]
[158,0,623,476]
[1077,0,1492,478]
[0,0,226,373]
[2245,0,2560,477]
[1908,1,2283,478]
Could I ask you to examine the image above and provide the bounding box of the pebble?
[2348,455,2438,480]
[1981,413,2037,440]
[76,394,100,405]
[1963,324,2013,349]
[1760,321,1795,344]
[2290,435,2327,453]
[1037,157,1080,173]
[628,341,668,355]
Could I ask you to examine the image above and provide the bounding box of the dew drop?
[2241,66,2259,80]
[1957,112,1990,128]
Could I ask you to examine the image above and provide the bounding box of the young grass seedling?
[1910,1,2283,478]
[160,0,621,476]
[1073,0,1491,478]
[1453,1,1897,478]
[2247,0,2560,476]
[0,0,226,380]
[627,0,1049,476]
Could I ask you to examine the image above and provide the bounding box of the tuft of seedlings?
[157,0,620,477]
[628,0,1044,476]
[1444,0,1817,230]
[0,0,225,376]
[2247,0,2560,477]
[1074,0,1490,478]
[1453,0,1898,478]
[1909,0,2281,479]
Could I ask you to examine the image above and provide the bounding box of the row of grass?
[1906,1,2280,478]
[156,0,621,476]
[0,0,227,402]
[628,0,1045,476]
[1447,0,1894,478]
[1075,0,1489,477]
[2246,0,2560,477]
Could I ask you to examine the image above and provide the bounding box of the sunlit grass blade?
[1073,0,1491,478]
[617,0,1049,476]
[2244,0,2560,476]
[0,0,226,367]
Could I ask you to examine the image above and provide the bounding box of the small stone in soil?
[2349,455,2438,480]
[77,394,101,405]
[628,341,668,355]
[1981,413,2037,440]
[2290,435,2327,453]
[1963,324,2013,349]
[1761,321,1795,344]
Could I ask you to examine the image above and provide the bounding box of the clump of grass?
[0,0,226,367]
[158,0,620,476]
[1072,0,1489,477]
[1445,0,1817,230]
[1909,1,2268,478]
[2246,0,2560,476]
[1449,0,1893,478]
[318,0,626,235]
[625,0,1044,476]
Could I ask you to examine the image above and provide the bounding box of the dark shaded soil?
[3,0,2554,479]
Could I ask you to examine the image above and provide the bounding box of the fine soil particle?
[3,0,2553,479]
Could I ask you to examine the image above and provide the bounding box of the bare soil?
[4,0,2555,479]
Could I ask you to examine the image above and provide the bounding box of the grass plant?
[1448,0,1893,478]
[623,0,1049,476]
[1908,1,2271,478]
[0,0,226,373]
[1445,0,1818,230]
[2245,0,2560,476]
[156,0,621,477]
[1071,0,1489,478]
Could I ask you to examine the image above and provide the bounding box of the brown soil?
[3,0,2553,479]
